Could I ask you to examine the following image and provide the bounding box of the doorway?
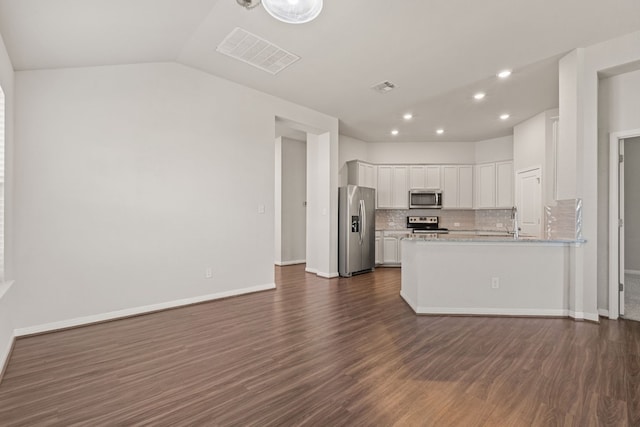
[622,137,640,320]
[515,167,542,237]
[609,130,640,319]
[274,132,307,266]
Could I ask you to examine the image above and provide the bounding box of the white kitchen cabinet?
[382,236,399,264]
[475,161,514,209]
[496,161,514,208]
[377,165,408,209]
[346,160,377,189]
[475,163,496,209]
[458,165,474,208]
[441,165,473,209]
[409,165,441,189]
[375,231,382,265]
[379,230,409,265]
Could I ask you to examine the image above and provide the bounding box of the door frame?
[609,129,640,319]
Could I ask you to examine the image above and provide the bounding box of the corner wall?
[0,32,14,375]
[559,29,640,319]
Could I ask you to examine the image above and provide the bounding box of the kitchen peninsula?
[400,236,584,317]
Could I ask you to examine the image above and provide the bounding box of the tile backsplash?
[376,209,514,232]
[545,198,582,240]
[377,201,582,239]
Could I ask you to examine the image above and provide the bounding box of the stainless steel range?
[407,216,449,234]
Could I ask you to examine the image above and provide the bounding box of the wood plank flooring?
[1,265,639,426]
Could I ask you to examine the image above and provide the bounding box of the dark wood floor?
[1,265,639,426]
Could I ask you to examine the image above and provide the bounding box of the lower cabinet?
[377,230,408,266]
[375,231,383,265]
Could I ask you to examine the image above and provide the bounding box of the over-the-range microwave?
[409,189,442,209]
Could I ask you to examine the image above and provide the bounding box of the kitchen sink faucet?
[511,206,520,240]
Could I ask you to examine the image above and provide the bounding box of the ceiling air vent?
[216,27,300,75]
[371,80,397,94]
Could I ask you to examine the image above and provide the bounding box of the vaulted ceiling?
[1,0,640,142]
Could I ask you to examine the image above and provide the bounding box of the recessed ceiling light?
[498,70,512,79]
[473,92,486,100]
[500,114,510,120]
[436,129,444,135]
[403,113,413,120]
[391,129,399,136]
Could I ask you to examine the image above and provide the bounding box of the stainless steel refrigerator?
[339,185,376,277]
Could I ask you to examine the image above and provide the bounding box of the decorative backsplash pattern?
[376,209,514,232]
[545,199,582,240]
[377,200,582,240]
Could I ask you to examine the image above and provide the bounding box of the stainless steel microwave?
[409,189,442,209]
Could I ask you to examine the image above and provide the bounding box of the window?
[0,86,5,281]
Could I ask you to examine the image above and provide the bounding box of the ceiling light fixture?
[261,0,323,24]
[497,70,512,79]
[500,114,510,120]
[237,0,262,9]
[436,129,444,135]
[403,113,413,120]
[473,92,486,100]
[391,129,399,136]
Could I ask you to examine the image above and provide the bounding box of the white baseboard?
[275,260,306,266]
[304,267,338,278]
[625,269,640,276]
[0,333,15,384]
[317,271,339,279]
[413,307,569,317]
[399,291,418,312]
[14,283,276,337]
[568,311,599,322]
[598,309,610,318]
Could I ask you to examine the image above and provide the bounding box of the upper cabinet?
[495,161,514,208]
[346,160,377,189]
[442,165,473,209]
[409,165,441,189]
[345,159,512,210]
[377,165,408,209]
[475,161,514,209]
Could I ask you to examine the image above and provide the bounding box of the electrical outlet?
[258,205,265,214]
[496,223,503,228]
[491,277,500,289]
[205,267,213,279]
[454,222,460,227]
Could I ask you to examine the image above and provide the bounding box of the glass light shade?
[262,0,323,24]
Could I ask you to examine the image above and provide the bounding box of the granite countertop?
[403,234,585,244]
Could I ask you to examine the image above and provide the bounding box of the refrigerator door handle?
[360,199,366,244]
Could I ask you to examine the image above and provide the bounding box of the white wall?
[513,109,558,206]
[338,134,369,186]
[514,112,546,173]
[559,29,640,319]
[597,70,640,311]
[280,137,306,264]
[0,32,14,373]
[475,135,513,164]
[11,62,339,331]
[367,141,476,164]
[338,136,513,184]
[625,138,640,271]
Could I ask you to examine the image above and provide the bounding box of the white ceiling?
[1,0,640,142]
